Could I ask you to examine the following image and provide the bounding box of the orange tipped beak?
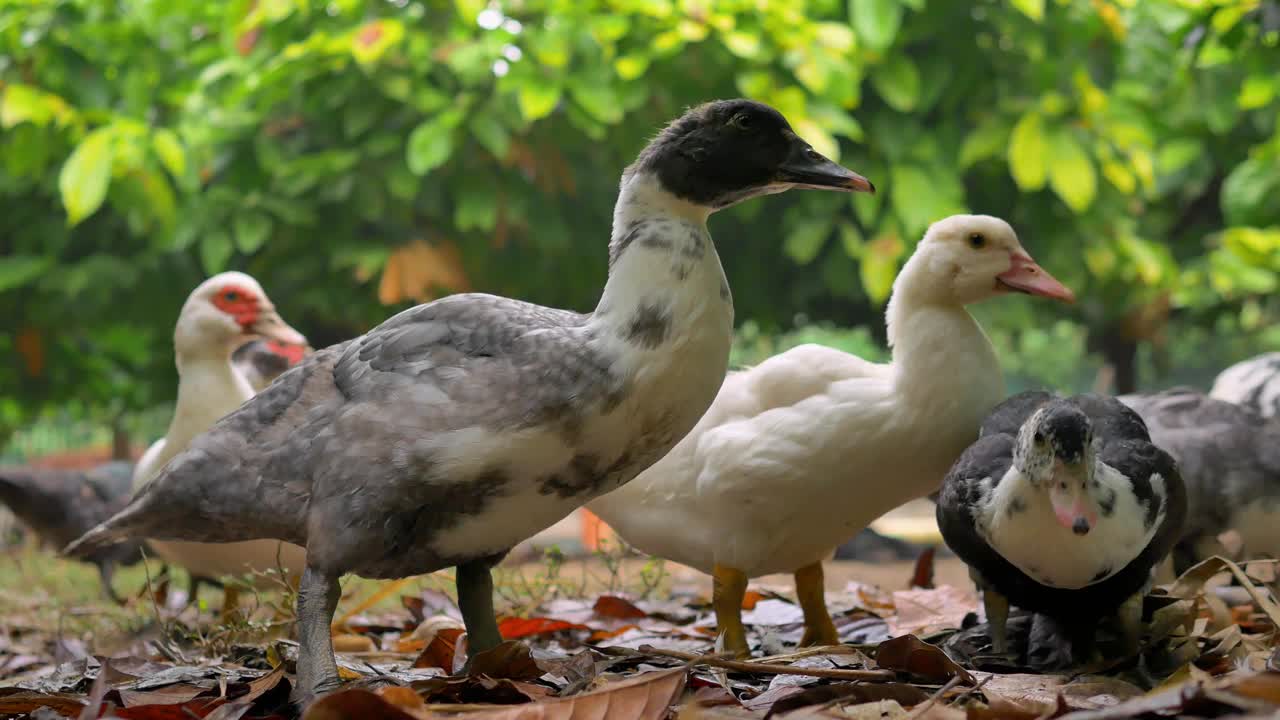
[997,253,1076,303]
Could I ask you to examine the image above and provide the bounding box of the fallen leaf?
[764,682,932,718]
[333,634,377,653]
[0,692,86,717]
[741,591,765,611]
[117,684,209,708]
[466,641,543,680]
[875,635,974,684]
[910,547,936,589]
[887,586,976,636]
[594,596,648,620]
[588,624,640,642]
[303,689,419,720]
[427,667,685,719]
[377,686,428,714]
[498,617,589,639]
[412,627,464,671]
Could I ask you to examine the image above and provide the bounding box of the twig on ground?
[638,645,896,681]
[906,674,964,719]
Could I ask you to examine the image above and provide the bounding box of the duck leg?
[456,559,504,655]
[795,561,838,647]
[1116,591,1144,655]
[982,589,1011,654]
[295,567,343,700]
[97,561,125,605]
[712,563,750,658]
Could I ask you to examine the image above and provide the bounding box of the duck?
[588,214,1076,657]
[0,461,144,603]
[233,338,311,392]
[131,272,310,608]
[67,99,874,700]
[1210,352,1280,418]
[936,391,1187,666]
[1119,387,1280,577]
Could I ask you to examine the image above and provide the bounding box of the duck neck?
[884,258,1004,407]
[591,172,733,347]
[163,344,254,458]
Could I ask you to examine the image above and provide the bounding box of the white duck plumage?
[589,214,1075,655]
[1209,352,1280,418]
[133,271,309,587]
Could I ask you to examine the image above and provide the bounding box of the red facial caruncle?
[211,285,260,331]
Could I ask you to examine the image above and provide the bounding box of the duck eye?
[968,232,986,249]
[730,113,752,129]
[223,290,240,302]
[1033,432,1045,444]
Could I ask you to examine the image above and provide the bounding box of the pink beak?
[1050,481,1098,535]
[997,252,1076,303]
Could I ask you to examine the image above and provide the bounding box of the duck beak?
[1049,463,1097,535]
[775,137,875,193]
[997,252,1076,303]
[248,308,307,347]
[265,339,309,365]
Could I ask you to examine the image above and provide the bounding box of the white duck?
[588,214,1076,656]
[134,272,309,601]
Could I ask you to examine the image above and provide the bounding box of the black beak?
[774,137,875,193]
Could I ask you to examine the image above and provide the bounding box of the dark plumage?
[0,461,143,602]
[937,391,1187,666]
[1120,387,1280,575]
[67,99,873,702]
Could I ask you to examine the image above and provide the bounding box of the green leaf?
[850,0,903,53]
[1,84,57,128]
[1156,138,1203,176]
[1010,0,1044,22]
[351,19,406,65]
[58,127,115,227]
[959,121,1010,169]
[890,163,965,239]
[518,77,562,121]
[861,230,904,304]
[1007,112,1048,191]
[1237,74,1276,110]
[0,255,52,292]
[722,30,763,59]
[614,53,650,81]
[1222,154,1280,226]
[784,217,832,265]
[838,221,864,258]
[469,113,510,159]
[234,209,273,254]
[870,56,920,112]
[568,74,623,124]
[406,112,462,176]
[1047,129,1096,213]
[152,129,187,179]
[201,229,234,274]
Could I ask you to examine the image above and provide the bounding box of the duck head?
[1014,400,1099,535]
[174,271,307,361]
[624,99,874,211]
[900,215,1076,306]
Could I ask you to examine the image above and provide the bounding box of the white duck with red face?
[133,272,310,585]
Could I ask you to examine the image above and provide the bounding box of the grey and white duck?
[67,99,874,700]
[1210,352,1280,418]
[1120,387,1280,577]
[936,391,1187,665]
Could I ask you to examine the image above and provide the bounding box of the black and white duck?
[936,391,1187,664]
[67,99,874,700]
[1120,387,1280,576]
[1210,352,1280,418]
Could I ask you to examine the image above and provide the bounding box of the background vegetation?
[3,0,1280,457]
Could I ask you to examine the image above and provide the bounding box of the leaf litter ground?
[1,550,1278,720]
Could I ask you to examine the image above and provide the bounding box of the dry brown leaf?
[0,691,86,717]
[412,627,464,671]
[465,641,542,680]
[1169,556,1280,629]
[875,635,974,684]
[116,684,208,708]
[378,239,471,305]
[594,596,648,620]
[887,586,976,636]
[763,683,931,718]
[333,634,377,653]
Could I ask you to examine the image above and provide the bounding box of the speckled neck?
[592,172,733,343]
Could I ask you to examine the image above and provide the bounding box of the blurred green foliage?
[3,0,1280,444]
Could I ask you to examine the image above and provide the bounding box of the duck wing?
[68,294,609,559]
[979,390,1054,437]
